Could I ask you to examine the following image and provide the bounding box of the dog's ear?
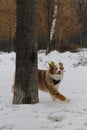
[59,62,63,65]
[59,62,64,70]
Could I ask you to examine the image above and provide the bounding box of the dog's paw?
[65,98,71,102]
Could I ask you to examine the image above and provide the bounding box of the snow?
[0,50,87,130]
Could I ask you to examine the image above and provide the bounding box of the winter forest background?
[0,0,87,52]
[0,0,87,130]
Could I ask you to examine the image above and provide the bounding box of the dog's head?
[48,62,64,80]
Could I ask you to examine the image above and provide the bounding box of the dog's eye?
[55,67,57,70]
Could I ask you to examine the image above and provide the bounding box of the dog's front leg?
[45,77,70,102]
[49,85,69,102]
[50,90,66,102]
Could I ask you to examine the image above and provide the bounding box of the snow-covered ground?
[0,50,87,130]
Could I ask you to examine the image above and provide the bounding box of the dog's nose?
[58,71,61,74]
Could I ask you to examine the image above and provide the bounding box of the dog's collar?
[51,78,61,85]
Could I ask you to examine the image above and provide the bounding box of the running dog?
[38,62,70,102]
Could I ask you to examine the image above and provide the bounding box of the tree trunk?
[13,0,39,104]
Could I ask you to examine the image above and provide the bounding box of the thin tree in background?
[50,0,58,42]
[13,0,39,104]
[54,0,81,45]
[0,0,15,51]
[75,0,87,47]
[37,0,55,53]
[0,0,16,41]
[6,0,14,50]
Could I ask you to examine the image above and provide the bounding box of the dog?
[38,62,70,102]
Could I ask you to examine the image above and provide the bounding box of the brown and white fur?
[38,62,69,102]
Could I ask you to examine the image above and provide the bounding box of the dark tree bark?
[37,0,55,52]
[13,0,39,104]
